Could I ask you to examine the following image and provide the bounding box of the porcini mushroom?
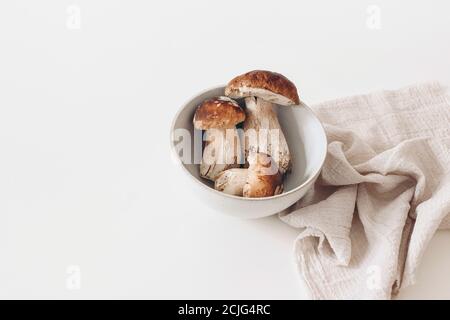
[225,70,300,174]
[243,153,283,198]
[214,168,248,196]
[193,96,245,181]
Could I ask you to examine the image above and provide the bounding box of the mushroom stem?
[244,97,291,174]
[200,128,242,181]
[214,168,248,196]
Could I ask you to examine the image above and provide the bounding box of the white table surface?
[1,0,449,299]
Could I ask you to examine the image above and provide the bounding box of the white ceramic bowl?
[170,86,327,219]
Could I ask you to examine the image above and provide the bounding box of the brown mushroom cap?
[243,153,284,198]
[193,96,245,130]
[225,70,300,106]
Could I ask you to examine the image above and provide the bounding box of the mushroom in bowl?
[170,73,327,218]
[225,70,300,174]
[193,96,245,181]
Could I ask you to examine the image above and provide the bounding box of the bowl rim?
[169,85,328,202]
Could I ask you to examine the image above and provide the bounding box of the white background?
[0,0,449,299]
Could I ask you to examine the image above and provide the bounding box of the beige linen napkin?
[280,83,450,300]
